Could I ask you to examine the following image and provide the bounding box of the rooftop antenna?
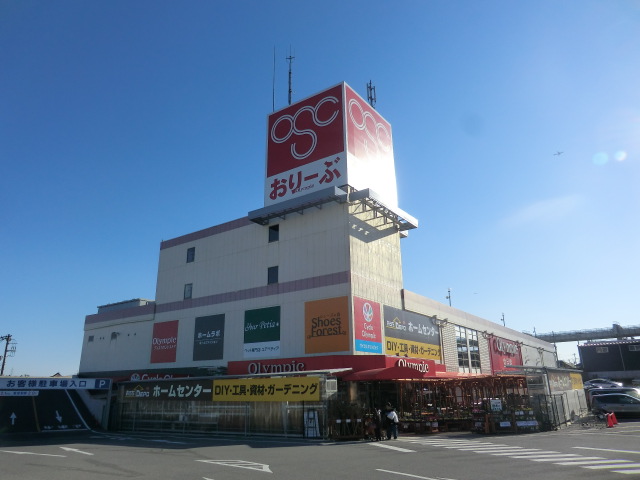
[287,47,295,105]
[367,80,376,109]
[272,46,276,112]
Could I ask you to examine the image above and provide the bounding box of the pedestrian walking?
[385,403,399,439]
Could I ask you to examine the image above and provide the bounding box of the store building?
[579,340,640,383]
[79,83,581,437]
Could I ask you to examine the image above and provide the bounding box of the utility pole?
[446,288,452,307]
[501,313,505,326]
[1,334,16,376]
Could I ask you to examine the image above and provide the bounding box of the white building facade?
[79,83,578,436]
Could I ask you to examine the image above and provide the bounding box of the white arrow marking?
[0,450,66,457]
[55,410,63,423]
[10,412,17,425]
[60,447,94,456]
[197,460,272,473]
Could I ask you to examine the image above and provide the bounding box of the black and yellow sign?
[213,377,320,402]
[385,337,441,360]
[123,380,213,400]
[383,306,441,360]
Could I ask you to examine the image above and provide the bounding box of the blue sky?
[2,0,639,376]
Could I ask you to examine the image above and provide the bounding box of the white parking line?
[528,455,585,462]
[0,450,66,457]
[583,462,640,469]
[496,451,558,457]
[553,457,608,465]
[60,447,93,455]
[454,446,522,451]
[490,449,544,455]
[371,443,416,453]
[574,446,640,456]
[376,469,453,480]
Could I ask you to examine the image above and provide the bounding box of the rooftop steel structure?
[529,323,640,343]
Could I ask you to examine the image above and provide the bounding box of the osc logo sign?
[345,85,392,161]
[271,96,340,160]
[267,84,345,177]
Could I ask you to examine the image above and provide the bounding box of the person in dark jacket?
[373,406,383,441]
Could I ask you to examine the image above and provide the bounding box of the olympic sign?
[489,335,523,373]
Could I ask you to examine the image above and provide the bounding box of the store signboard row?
[305,298,441,360]
[0,378,111,390]
[227,355,442,378]
[123,377,320,402]
[150,296,442,364]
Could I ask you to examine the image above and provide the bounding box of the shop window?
[268,266,279,284]
[268,224,279,243]
[456,326,481,374]
[186,247,195,263]
[596,346,609,353]
[184,283,193,299]
[629,345,640,352]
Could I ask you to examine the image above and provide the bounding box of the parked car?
[591,393,640,416]
[588,387,640,404]
[584,378,622,388]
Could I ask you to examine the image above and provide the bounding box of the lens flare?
[614,150,628,162]
[592,152,609,166]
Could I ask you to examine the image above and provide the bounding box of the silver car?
[584,378,622,388]
[591,393,640,416]
[589,387,640,401]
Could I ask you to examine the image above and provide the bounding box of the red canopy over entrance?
[342,366,431,381]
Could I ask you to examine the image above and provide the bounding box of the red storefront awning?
[342,366,431,381]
